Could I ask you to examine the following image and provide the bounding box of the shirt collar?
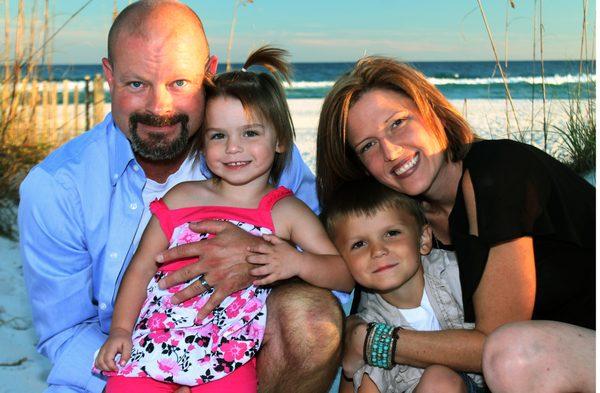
[106,113,137,186]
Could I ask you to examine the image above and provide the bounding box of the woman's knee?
[482,321,538,390]
[416,365,466,393]
[483,320,595,393]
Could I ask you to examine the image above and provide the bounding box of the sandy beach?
[290,98,575,171]
[0,97,581,392]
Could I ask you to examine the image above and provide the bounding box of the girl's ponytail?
[242,46,292,84]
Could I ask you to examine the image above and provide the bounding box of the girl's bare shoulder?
[271,195,318,232]
[271,194,311,215]
[162,180,215,209]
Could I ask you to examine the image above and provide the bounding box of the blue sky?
[6,0,596,64]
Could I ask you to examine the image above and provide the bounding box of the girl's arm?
[343,172,536,374]
[110,216,169,333]
[95,216,168,371]
[248,196,354,292]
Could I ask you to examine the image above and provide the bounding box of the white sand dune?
[0,98,581,392]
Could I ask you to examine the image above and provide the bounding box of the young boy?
[322,178,485,393]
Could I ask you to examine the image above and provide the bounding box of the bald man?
[19,1,343,392]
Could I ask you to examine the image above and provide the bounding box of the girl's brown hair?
[316,56,474,205]
[199,45,295,184]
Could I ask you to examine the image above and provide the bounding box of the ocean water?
[13,60,596,102]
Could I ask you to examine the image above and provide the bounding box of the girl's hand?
[94,328,133,372]
[342,316,368,379]
[246,234,302,286]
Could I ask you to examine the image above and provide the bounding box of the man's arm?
[277,144,319,213]
[19,167,106,393]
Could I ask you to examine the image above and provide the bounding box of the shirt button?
[109,252,118,259]
[133,164,140,171]
[112,173,118,180]
[99,303,107,310]
[129,203,138,210]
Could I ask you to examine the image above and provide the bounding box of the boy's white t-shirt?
[397,290,442,331]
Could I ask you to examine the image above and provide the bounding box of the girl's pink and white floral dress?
[107,186,293,386]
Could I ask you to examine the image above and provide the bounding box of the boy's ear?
[419,224,433,255]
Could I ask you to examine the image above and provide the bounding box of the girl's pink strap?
[258,186,294,211]
[149,198,174,240]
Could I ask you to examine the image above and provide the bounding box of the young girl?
[94,46,354,393]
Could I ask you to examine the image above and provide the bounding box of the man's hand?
[246,234,302,286]
[342,316,368,379]
[156,220,262,321]
[94,328,132,372]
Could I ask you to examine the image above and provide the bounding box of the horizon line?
[42,58,597,66]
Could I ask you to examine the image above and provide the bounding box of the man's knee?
[266,281,344,367]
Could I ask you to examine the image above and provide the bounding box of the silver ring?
[198,274,213,292]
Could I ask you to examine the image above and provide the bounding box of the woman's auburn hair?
[316,56,474,206]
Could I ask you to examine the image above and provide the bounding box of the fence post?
[93,73,104,125]
[73,83,79,138]
[30,78,39,144]
[61,79,69,144]
[41,81,48,143]
[5,78,16,143]
[51,82,58,145]
[84,75,91,131]
[0,79,8,114]
[14,76,29,143]
[7,78,24,143]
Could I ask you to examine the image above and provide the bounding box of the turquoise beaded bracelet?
[363,322,400,370]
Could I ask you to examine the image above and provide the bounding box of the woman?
[316,57,595,392]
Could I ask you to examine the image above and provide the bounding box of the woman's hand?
[155,220,263,321]
[342,316,368,379]
[246,234,302,286]
[94,328,132,372]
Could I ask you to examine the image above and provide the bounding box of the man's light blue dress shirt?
[18,114,320,392]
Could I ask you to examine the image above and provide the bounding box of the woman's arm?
[344,236,534,374]
[247,196,354,291]
[462,170,536,334]
[394,235,534,371]
[344,172,537,374]
[344,320,484,375]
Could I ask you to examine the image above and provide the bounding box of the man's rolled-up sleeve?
[278,144,320,214]
[19,167,107,393]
